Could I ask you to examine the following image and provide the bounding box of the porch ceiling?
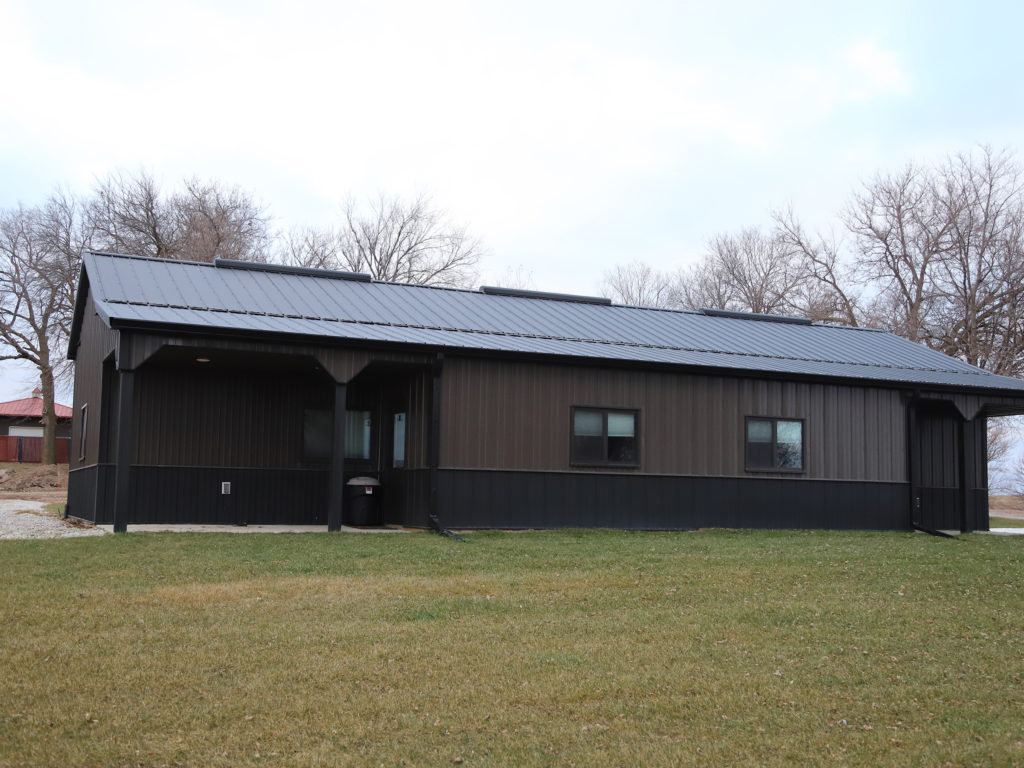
[142,344,326,375]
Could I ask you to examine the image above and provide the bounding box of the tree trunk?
[40,362,57,465]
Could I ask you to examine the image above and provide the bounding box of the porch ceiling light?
[195,356,211,363]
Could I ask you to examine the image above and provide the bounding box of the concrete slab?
[984,528,1024,535]
[96,524,411,534]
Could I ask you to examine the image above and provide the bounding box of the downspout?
[910,522,960,539]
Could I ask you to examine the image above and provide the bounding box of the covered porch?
[88,331,438,531]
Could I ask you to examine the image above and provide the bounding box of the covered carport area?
[908,391,1024,533]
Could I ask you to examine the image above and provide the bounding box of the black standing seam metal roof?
[70,251,1024,394]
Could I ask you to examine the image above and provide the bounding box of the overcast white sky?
[2,0,1024,402]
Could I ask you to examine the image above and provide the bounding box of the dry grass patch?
[1,529,1023,767]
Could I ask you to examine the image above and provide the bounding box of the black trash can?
[345,476,382,526]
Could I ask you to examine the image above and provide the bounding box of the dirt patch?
[989,495,1024,519]
[0,462,68,503]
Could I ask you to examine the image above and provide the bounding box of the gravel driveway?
[0,499,108,540]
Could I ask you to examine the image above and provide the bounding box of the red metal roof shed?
[0,396,72,419]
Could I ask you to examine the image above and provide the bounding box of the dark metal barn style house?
[67,251,1024,533]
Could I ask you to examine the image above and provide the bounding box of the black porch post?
[428,354,443,528]
[327,381,347,531]
[957,417,971,533]
[112,334,135,533]
[906,395,920,529]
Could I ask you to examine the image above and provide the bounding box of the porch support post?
[327,381,347,531]
[112,334,135,533]
[905,393,920,529]
[428,354,443,528]
[957,416,971,533]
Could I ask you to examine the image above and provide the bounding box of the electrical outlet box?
[221,481,231,495]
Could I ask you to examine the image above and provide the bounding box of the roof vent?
[479,285,612,306]
[214,258,372,282]
[700,308,812,325]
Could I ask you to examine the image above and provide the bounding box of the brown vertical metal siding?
[405,369,431,469]
[441,357,908,482]
[132,365,331,467]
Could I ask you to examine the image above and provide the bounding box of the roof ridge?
[85,250,217,268]
[85,251,496,297]
[82,253,885,332]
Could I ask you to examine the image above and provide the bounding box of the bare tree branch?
[295,193,483,287]
[674,227,808,315]
[599,261,675,307]
[89,170,273,263]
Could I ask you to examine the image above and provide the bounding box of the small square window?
[746,417,804,472]
[571,407,639,467]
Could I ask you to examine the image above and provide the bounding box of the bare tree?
[600,261,675,307]
[928,147,1024,376]
[776,147,1024,365]
[840,163,952,344]
[676,227,807,314]
[173,178,273,263]
[88,170,173,258]
[986,417,1020,494]
[1008,452,1024,497]
[339,194,481,287]
[282,226,340,270]
[89,170,272,263]
[673,251,737,311]
[283,194,482,288]
[0,191,92,463]
[773,208,861,325]
[491,264,537,291]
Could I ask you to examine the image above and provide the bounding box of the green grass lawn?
[990,515,1024,528]
[1,529,1022,767]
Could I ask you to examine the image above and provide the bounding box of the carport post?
[957,417,970,533]
[112,334,135,533]
[327,381,347,531]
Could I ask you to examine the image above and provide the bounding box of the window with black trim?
[571,407,639,466]
[745,417,804,471]
[344,410,372,460]
[392,412,406,468]
[79,404,88,461]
